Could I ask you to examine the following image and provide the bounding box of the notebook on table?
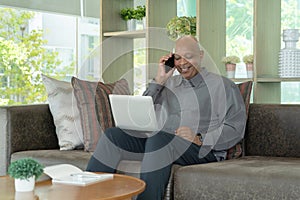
[109,94,159,132]
[44,164,113,186]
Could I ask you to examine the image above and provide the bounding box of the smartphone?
[165,54,175,72]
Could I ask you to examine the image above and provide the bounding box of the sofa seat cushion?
[11,150,92,181]
[174,156,300,200]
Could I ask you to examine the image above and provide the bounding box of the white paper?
[44,164,113,186]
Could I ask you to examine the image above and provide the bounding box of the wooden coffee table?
[0,173,145,200]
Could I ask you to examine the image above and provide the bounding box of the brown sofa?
[0,104,300,199]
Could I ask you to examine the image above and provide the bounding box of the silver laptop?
[109,94,159,131]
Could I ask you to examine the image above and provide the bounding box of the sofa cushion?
[245,104,300,157]
[42,75,83,150]
[237,81,252,115]
[71,77,130,151]
[226,81,252,159]
[11,150,91,170]
[174,156,300,200]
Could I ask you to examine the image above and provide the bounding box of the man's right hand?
[154,53,176,85]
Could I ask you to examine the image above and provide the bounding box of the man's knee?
[145,131,174,151]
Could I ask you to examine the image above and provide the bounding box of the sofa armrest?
[0,104,58,175]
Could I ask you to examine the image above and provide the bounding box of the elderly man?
[86,36,246,200]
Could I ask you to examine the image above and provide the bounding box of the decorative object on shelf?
[120,7,136,31]
[120,5,146,31]
[126,19,137,31]
[221,55,240,78]
[243,54,254,78]
[135,5,146,30]
[166,16,196,40]
[279,29,300,77]
[8,158,44,192]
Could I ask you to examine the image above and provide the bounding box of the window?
[0,6,99,105]
[134,38,146,95]
[226,0,254,78]
[133,0,146,95]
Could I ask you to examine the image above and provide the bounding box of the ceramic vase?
[143,17,146,29]
[127,19,136,31]
[246,63,253,78]
[225,63,236,78]
[14,176,35,192]
[136,17,146,30]
[279,29,300,77]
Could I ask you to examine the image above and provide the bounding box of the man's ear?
[199,50,204,59]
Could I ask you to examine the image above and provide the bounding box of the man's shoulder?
[205,71,236,87]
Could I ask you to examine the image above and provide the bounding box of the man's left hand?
[175,126,202,146]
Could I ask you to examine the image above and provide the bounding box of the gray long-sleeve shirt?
[143,68,247,153]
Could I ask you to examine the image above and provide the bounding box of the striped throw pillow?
[71,77,130,152]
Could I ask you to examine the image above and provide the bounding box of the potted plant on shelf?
[8,158,44,192]
[120,5,146,31]
[221,55,240,78]
[243,54,254,78]
[166,16,196,41]
[135,5,146,29]
[120,7,136,31]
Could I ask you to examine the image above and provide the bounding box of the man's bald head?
[175,35,202,56]
[174,35,204,69]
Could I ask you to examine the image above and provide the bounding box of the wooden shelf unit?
[100,0,177,92]
[100,0,299,103]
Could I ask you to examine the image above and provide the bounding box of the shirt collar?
[175,67,208,88]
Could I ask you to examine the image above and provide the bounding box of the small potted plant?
[166,16,196,41]
[221,55,240,78]
[243,54,254,78]
[8,158,44,192]
[135,5,146,29]
[120,5,146,31]
[120,7,136,31]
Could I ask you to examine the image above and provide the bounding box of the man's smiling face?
[174,36,203,80]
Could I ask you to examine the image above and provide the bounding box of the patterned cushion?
[237,81,253,115]
[42,74,83,150]
[71,77,130,152]
[226,81,253,159]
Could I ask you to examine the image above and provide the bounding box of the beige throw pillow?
[42,74,83,150]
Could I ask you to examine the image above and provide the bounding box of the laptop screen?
[109,95,159,132]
